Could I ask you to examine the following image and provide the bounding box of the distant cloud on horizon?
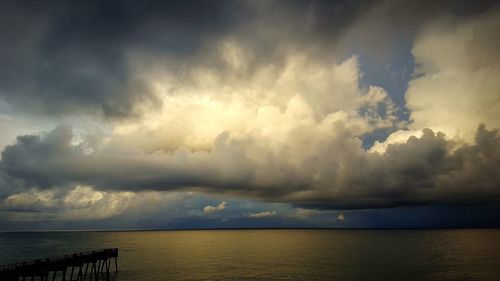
[247,211,277,218]
[203,201,227,214]
[337,214,345,222]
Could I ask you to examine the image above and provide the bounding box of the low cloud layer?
[1,122,499,210]
[0,185,186,221]
[0,1,500,224]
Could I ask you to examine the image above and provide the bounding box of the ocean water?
[1,229,500,281]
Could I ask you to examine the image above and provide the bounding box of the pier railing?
[0,248,118,281]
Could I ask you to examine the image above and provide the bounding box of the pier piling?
[0,248,118,281]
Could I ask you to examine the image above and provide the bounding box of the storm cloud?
[0,0,367,118]
[0,0,500,226]
[1,0,497,118]
[1,121,499,210]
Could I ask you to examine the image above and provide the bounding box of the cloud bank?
[0,1,499,221]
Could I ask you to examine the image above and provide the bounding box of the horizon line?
[2,226,500,233]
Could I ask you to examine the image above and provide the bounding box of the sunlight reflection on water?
[1,229,500,281]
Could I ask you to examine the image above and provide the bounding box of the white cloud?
[406,9,500,141]
[203,201,227,214]
[369,129,423,154]
[337,213,345,221]
[294,208,321,218]
[248,211,276,218]
[0,185,185,221]
[292,208,343,219]
[114,44,400,154]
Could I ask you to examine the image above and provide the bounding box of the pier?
[0,248,118,281]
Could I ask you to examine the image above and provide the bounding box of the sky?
[1,0,500,230]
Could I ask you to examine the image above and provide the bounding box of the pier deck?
[0,248,118,281]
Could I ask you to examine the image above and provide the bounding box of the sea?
[1,229,500,281]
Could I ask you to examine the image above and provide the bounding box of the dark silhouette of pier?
[0,248,118,281]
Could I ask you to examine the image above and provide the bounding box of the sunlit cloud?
[337,213,345,222]
[0,0,499,229]
[203,201,227,214]
[406,9,500,140]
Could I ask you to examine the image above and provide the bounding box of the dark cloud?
[1,0,500,230]
[1,0,497,119]
[301,125,500,209]
[0,0,249,118]
[0,126,254,192]
[0,124,499,209]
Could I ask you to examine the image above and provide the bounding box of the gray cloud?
[1,124,499,210]
[0,0,249,118]
[1,0,500,216]
[1,0,497,119]
[307,125,500,209]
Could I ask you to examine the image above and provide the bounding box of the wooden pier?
[0,248,118,281]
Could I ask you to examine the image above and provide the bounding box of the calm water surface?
[1,229,499,281]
